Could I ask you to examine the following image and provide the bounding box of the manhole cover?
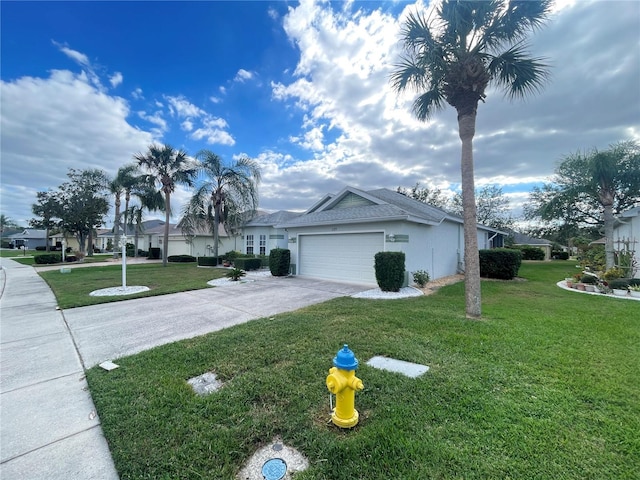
[261,458,287,480]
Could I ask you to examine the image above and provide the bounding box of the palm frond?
[413,89,447,121]
[487,42,549,99]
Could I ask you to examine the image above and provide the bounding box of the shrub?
[226,267,246,281]
[234,257,262,271]
[374,251,405,292]
[269,248,291,277]
[65,255,77,262]
[551,251,569,260]
[602,267,624,280]
[581,274,597,284]
[35,246,47,251]
[479,249,522,280]
[223,250,239,261]
[148,247,161,260]
[608,278,630,290]
[413,270,430,287]
[521,246,545,260]
[197,257,218,267]
[34,253,62,264]
[168,255,196,263]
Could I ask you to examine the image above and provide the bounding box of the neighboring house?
[242,210,302,255]
[613,205,640,278]
[265,186,505,286]
[8,229,49,249]
[97,219,237,258]
[511,232,553,260]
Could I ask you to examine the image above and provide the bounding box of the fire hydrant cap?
[333,344,359,370]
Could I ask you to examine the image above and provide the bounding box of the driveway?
[62,274,370,368]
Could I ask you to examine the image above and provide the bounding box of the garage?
[298,232,384,284]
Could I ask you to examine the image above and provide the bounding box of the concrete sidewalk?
[1,258,369,479]
[0,258,119,480]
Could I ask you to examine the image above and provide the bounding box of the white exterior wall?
[285,219,466,282]
[243,227,288,255]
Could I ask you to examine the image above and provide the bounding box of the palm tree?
[391,0,552,318]
[134,144,198,266]
[181,150,261,263]
[109,165,140,258]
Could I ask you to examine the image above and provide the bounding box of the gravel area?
[351,274,465,299]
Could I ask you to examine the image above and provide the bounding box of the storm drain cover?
[261,458,287,480]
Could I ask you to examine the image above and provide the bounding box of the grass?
[38,263,228,308]
[85,262,640,479]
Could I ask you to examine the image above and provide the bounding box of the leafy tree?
[134,144,197,266]
[30,191,61,251]
[526,140,640,269]
[397,183,450,209]
[451,185,514,231]
[391,0,552,317]
[56,169,110,254]
[0,214,22,233]
[181,150,261,262]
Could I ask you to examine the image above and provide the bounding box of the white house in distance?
[613,205,640,278]
[244,186,505,286]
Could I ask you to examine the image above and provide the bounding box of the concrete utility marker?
[237,438,309,480]
[366,356,429,378]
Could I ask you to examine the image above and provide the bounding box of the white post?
[62,240,66,263]
[121,235,127,289]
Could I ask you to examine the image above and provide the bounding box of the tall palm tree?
[134,144,197,266]
[109,164,140,258]
[181,150,261,263]
[391,0,552,318]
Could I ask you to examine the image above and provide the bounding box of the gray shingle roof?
[277,187,459,228]
[244,210,301,227]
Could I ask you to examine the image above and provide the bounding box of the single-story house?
[97,219,239,258]
[511,232,553,260]
[8,229,49,250]
[249,186,505,286]
[613,205,640,278]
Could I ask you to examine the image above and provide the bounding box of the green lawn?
[85,262,640,479]
[38,263,228,308]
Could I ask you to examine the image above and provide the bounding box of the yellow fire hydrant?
[326,344,364,428]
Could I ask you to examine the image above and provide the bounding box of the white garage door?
[298,233,384,284]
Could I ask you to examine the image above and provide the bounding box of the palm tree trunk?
[603,202,615,270]
[214,203,222,265]
[163,192,170,267]
[458,111,482,319]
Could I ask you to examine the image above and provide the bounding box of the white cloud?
[137,110,168,137]
[166,95,205,118]
[191,117,235,146]
[109,72,123,88]
[259,0,640,215]
[181,119,194,132]
[132,87,144,99]
[234,69,254,83]
[0,69,152,224]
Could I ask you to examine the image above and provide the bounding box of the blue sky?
[2,0,639,227]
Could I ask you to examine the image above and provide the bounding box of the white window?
[246,234,254,254]
[259,235,266,255]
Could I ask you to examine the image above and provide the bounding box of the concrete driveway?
[63,274,369,368]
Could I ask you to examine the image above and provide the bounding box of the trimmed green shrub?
[168,255,196,263]
[223,251,239,261]
[269,248,291,276]
[552,251,569,260]
[374,251,405,292]
[65,255,77,262]
[581,274,597,284]
[197,257,219,267]
[521,246,545,260]
[234,257,262,271]
[413,270,430,287]
[479,249,522,280]
[608,278,630,290]
[34,253,62,264]
[35,246,47,251]
[148,247,161,260]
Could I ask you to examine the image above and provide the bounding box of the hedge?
[479,248,522,280]
[374,251,405,292]
[197,257,219,267]
[520,246,545,260]
[234,257,262,271]
[148,247,161,260]
[34,254,62,265]
[269,248,291,276]
[168,255,197,263]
